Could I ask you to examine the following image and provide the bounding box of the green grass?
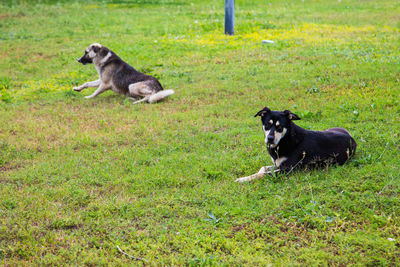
[1,0,400,265]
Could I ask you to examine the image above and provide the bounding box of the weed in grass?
[0,77,13,103]
[306,85,323,94]
[188,255,215,267]
[203,212,223,225]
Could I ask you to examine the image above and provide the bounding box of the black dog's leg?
[278,152,307,173]
[235,166,279,183]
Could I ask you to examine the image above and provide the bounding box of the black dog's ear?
[254,107,271,117]
[284,110,301,120]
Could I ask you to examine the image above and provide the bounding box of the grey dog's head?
[77,43,106,65]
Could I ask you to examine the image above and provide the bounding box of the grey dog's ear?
[254,107,271,117]
[284,110,301,120]
[92,45,100,53]
[99,47,109,57]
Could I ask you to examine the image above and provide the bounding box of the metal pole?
[225,0,234,35]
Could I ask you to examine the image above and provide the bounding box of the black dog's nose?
[267,136,275,143]
[76,58,81,63]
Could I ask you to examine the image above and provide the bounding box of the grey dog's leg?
[128,82,153,104]
[128,82,152,96]
[131,96,150,105]
[73,80,100,92]
[84,84,109,99]
[235,166,279,183]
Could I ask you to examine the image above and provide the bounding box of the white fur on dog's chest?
[272,156,287,167]
[95,65,101,74]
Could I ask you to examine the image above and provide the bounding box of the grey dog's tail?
[148,89,175,103]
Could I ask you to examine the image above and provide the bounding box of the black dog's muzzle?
[267,128,275,144]
[267,135,275,144]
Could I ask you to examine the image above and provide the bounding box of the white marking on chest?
[100,52,111,64]
[95,64,101,74]
[274,157,287,167]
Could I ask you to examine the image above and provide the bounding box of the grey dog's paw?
[235,177,248,183]
[73,87,81,91]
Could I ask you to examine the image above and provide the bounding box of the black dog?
[235,107,357,182]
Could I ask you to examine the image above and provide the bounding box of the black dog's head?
[255,107,300,148]
[76,43,106,65]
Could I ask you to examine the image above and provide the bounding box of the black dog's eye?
[276,126,283,132]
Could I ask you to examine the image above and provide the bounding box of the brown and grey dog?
[73,43,174,104]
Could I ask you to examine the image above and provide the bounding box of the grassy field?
[1,0,400,265]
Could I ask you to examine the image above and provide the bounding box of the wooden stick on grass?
[116,246,148,263]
